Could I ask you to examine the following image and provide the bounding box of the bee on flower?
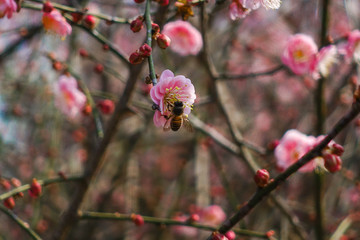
[150,70,196,131]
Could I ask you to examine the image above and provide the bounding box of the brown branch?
[207,98,360,239]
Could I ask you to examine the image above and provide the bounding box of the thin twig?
[144,0,157,85]
[216,65,285,81]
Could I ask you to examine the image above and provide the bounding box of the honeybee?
[163,101,193,132]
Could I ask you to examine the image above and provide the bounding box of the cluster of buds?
[254,169,270,188]
[129,43,152,64]
[322,143,344,173]
[131,213,144,226]
[151,23,171,49]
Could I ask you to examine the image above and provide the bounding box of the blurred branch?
[78,211,270,238]
[208,97,360,238]
[0,176,83,201]
[25,0,131,24]
[0,25,42,61]
[0,205,42,240]
[216,65,285,81]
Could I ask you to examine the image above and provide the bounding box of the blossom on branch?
[42,9,72,38]
[150,69,196,127]
[281,34,318,76]
[54,75,87,121]
[0,0,17,19]
[162,20,203,56]
[343,30,360,62]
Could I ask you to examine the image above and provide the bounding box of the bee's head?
[174,101,183,107]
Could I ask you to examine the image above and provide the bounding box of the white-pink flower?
[42,9,72,38]
[54,75,87,121]
[281,34,318,76]
[200,205,226,227]
[275,129,317,173]
[0,0,17,19]
[315,45,337,78]
[343,30,360,62]
[150,69,196,128]
[229,0,251,20]
[171,214,198,238]
[162,20,203,56]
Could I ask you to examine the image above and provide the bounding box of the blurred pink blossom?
[229,0,251,20]
[281,34,318,76]
[200,205,226,226]
[162,20,203,56]
[171,214,198,238]
[150,69,196,128]
[54,75,87,121]
[343,30,360,61]
[42,9,72,38]
[0,0,17,19]
[275,129,317,172]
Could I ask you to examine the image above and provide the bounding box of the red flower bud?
[94,63,104,74]
[331,143,344,156]
[28,178,42,198]
[102,44,109,51]
[254,169,270,188]
[225,231,236,240]
[10,178,21,187]
[139,43,152,57]
[4,197,15,210]
[131,214,144,226]
[82,104,92,116]
[266,230,275,237]
[157,34,171,49]
[97,99,115,115]
[324,154,342,173]
[134,0,145,3]
[52,61,63,71]
[83,15,97,29]
[79,48,89,58]
[130,16,144,33]
[42,2,54,13]
[151,23,160,38]
[0,179,11,190]
[188,213,200,222]
[71,12,84,23]
[211,232,228,240]
[129,52,144,64]
[267,139,279,151]
[158,0,169,6]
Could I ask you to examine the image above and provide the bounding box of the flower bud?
[225,231,236,240]
[331,143,344,156]
[71,12,83,23]
[254,169,270,188]
[139,43,152,57]
[188,213,200,222]
[134,0,145,3]
[97,99,115,115]
[211,232,228,240]
[102,44,109,51]
[82,104,92,116]
[151,23,160,38]
[42,2,54,13]
[157,34,171,49]
[158,0,169,6]
[324,154,342,173]
[129,52,144,64]
[28,178,42,198]
[267,139,279,151]
[131,214,144,226]
[79,48,89,58]
[94,63,104,74]
[130,16,144,33]
[0,179,11,190]
[52,61,63,71]
[83,15,97,29]
[4,197,15,210]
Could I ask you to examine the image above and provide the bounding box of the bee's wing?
[183,117,194,132]
[163,115,174,132]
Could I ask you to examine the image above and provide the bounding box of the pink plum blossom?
[150,69,196,128]
[229,0,251,20]
[343,30,360,61]
[42,9,72,38]
[200,205,226,226]
[281,34,318,76]
[275,129,317,172]
[162,20,203,56]
[0,0,17,19]
[54,75,87,121]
